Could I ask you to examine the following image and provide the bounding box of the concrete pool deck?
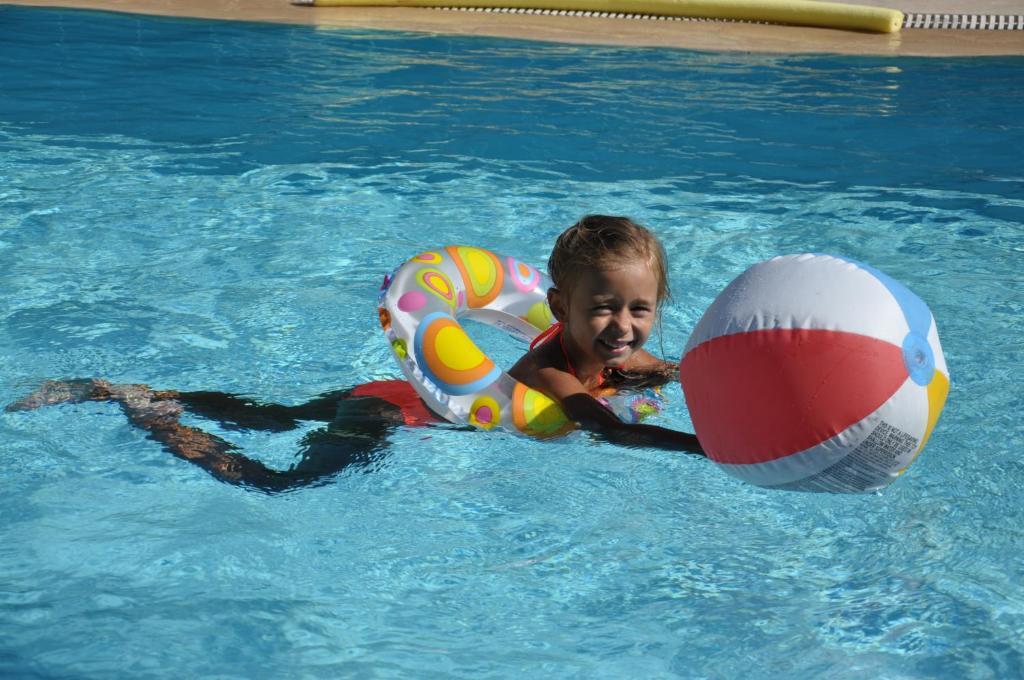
[4,0,1023,56]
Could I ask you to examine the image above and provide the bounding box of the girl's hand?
[560,392,704,455]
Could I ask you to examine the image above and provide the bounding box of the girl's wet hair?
[548,215,670,306]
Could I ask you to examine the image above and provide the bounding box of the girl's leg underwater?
[6,379,403,493]
[167,389,354,432]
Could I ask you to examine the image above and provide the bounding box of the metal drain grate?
[436,6,749,21]
[902,13,1023,29]
[435,6,1024,30]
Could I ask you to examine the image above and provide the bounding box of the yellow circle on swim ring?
[447,246,503,309]
[414,312,501,395]
[525,300,555,332]
[512,382,571,438]
[434,325,486,371]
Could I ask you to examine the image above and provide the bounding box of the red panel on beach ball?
[679,328,908,464]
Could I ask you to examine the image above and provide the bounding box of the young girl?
[509,215,702,454]
[7,215,702,492]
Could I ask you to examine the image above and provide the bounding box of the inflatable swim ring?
[378,246,663,436]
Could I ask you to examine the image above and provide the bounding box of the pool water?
[2,6,1022,677]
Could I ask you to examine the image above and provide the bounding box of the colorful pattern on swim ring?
[414,312,501,396]
[506,257,541,293]
[415,268,456,310]
[599,388,666,425]
[512,382,572,437]
[412,251,443,265]
[469,395,501,430]
[380,246,561,434]
[446,246,503,309]
[525,300,555,332]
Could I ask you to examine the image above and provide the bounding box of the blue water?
[2,6,1022,677]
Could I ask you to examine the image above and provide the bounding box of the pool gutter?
[3,0,1022,55]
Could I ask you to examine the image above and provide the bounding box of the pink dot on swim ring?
[469,395,500,430]
[477,406,492,423]
[412,251,443,264]
[398,291,427,312]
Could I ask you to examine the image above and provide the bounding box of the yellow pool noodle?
[294,0,905,34]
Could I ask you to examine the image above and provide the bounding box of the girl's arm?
[562,392,704,454]
[532,366,704,455]
[622,348,679,378]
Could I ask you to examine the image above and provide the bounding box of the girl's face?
[550,260,659,375]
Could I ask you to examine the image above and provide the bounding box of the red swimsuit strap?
[529,322,604,388]
[529,321,563,351]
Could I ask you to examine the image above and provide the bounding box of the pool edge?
[3,0,1023,56]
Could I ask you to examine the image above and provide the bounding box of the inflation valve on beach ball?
[679,254,950,493]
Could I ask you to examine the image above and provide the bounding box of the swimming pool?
[2,5,1022,677]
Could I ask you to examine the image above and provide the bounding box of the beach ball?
[679,254,949,493]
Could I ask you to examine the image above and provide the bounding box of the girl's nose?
[611,310,631,332]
